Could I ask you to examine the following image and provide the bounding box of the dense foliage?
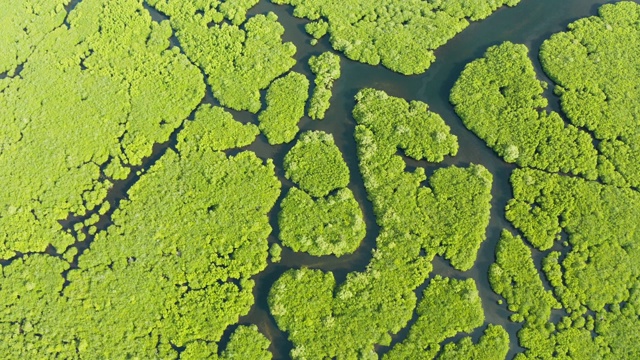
[269,243,282,263]
[438,325,510,360]
[490,230,608,359]
[308,51,341,120]
[354,88,459,162]
[453,2,640,189]
[283,130,350,198]
[279,129,365,256]
[271,0,521,74]
[0,0,69,76]
[451,42,599,178]
[279,187,365,257]
[540,1,640,188]
[0,0,204,259]
[8,0,640,358]
[269,89,493,358]
[147,0,296,112]
[0,98,280,356]
[181,104,259,151]
[258,71,309,144]
[385,276,487,359]
[353,89,491,271]
[455,2,640,358]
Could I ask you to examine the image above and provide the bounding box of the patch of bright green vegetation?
[2,0,528,358]
[218,325,272,359]
[0,0,68,76]
[305,18,328,39]
[354,88,491,271]
[453,2,640,189]
[456,3,640,358]
[279,187,365,257]
[271,0,521,75]
[540,1,640,188]
[280,130,364,257]
[0,110,280,356]
[283,130,350,198]
[0,0,204,259]
[438,325,510,360]
[181,324,272,359]
[508,169,640,312]
[354,88,459,162]
[147,0,296,112]
[490,230,606,359]
[490,230,561,325]
[308,51,341,120]
[385,276,487,359]
[268,89,493,358]
[179,104,259,151]
[258,71,310,145]
[269,243,282,263]
[451,42,599,179]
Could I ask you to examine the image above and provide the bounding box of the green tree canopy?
[283,130,350,198]
[308,51,341,120]
[272,0,521,74]
[259,71,310,144]
[279,187,365,257]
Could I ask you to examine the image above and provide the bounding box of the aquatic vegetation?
[385,277,487,359]
[490,230,605,359]
[540,1,640,188]
[147,0,296,113]
[279,187,365,257]
[0,98,280,356]
[218,325,272,359]
[0,0,69,76]
[269,243,282,263]
[6,0,639,358]
[438,325,510,360]
[268,89,493,358]
[353,88,459,162]
[271,0,521,74]
[283,130,350,198]
[181,104,259,151]
[259,71,309,144]
[451,42,599,179]
[280,130,364,256]
[454,2,640,358]
[308,51,341,120]
[0,0,204,259]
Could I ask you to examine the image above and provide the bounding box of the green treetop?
[268,89,493,359]
[308,51,341,120]
[0,0,204,259]
[147,0,296,113]
[283,130,350,198]
[385,276,487,359]
[452,4,640,358]
[451,42,599,179]
[258,71,310,144]
[279,187,365,257]
[272,0,521,74]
